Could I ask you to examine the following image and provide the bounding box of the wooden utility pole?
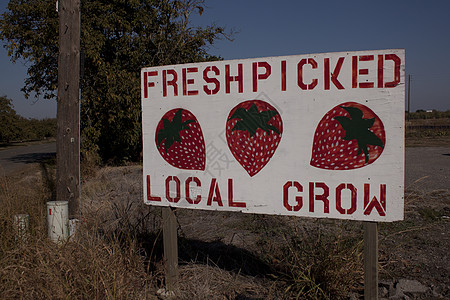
[56,0,81,218]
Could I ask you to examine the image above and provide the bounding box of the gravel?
[405,146,450,192]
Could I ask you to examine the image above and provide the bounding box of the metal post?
[407,75,411,121]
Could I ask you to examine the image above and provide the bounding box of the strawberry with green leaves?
[226,100,283,176]
[310,102,385,170]
[155,108,205,170]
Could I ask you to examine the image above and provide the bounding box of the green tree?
[0,95,21,142]
[19,117,56,140]
[1,0,227,163]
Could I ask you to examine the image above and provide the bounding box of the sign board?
[141,49,404,222]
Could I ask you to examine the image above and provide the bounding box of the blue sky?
[1,0,450,119]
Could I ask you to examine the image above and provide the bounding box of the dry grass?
[1,162,447,299]
[0,233,153,299]
[176,263,275,299]
[0,163,367,299]
[249,217,364,299]
[405,118,450,147]
[0,163,157,300]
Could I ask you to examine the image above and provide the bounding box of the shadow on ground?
[177,238,273,276]
[136,232,273,277]
[10,152,56,164]
[0,143,23,149]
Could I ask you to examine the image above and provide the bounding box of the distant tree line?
[407,110,450,120]
[0,95,56,143]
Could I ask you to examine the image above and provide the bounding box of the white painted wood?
[141,49,405,222]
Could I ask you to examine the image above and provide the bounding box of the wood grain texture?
[162,207,179,291]
[364,221,378,300]
[56,0,80,218]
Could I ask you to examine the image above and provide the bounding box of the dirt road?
[1,143,449,192]
[0,142,56,175]
[405,146,450,191]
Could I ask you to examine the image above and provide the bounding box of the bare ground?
[79,163,449,299]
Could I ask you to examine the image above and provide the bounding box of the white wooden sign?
[141,49,404,222]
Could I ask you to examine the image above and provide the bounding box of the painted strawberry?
[226,100,283,177]
[155,108,205,170]
[310,101,385,170]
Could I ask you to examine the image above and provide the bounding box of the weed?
[252,218,364,299]
[2,164,447,299]
[419,207,442,221]
[0,166,158,299]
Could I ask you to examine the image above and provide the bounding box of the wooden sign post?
[364,222,378,299]
[56,0,81,218]
[162,207,179,291]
